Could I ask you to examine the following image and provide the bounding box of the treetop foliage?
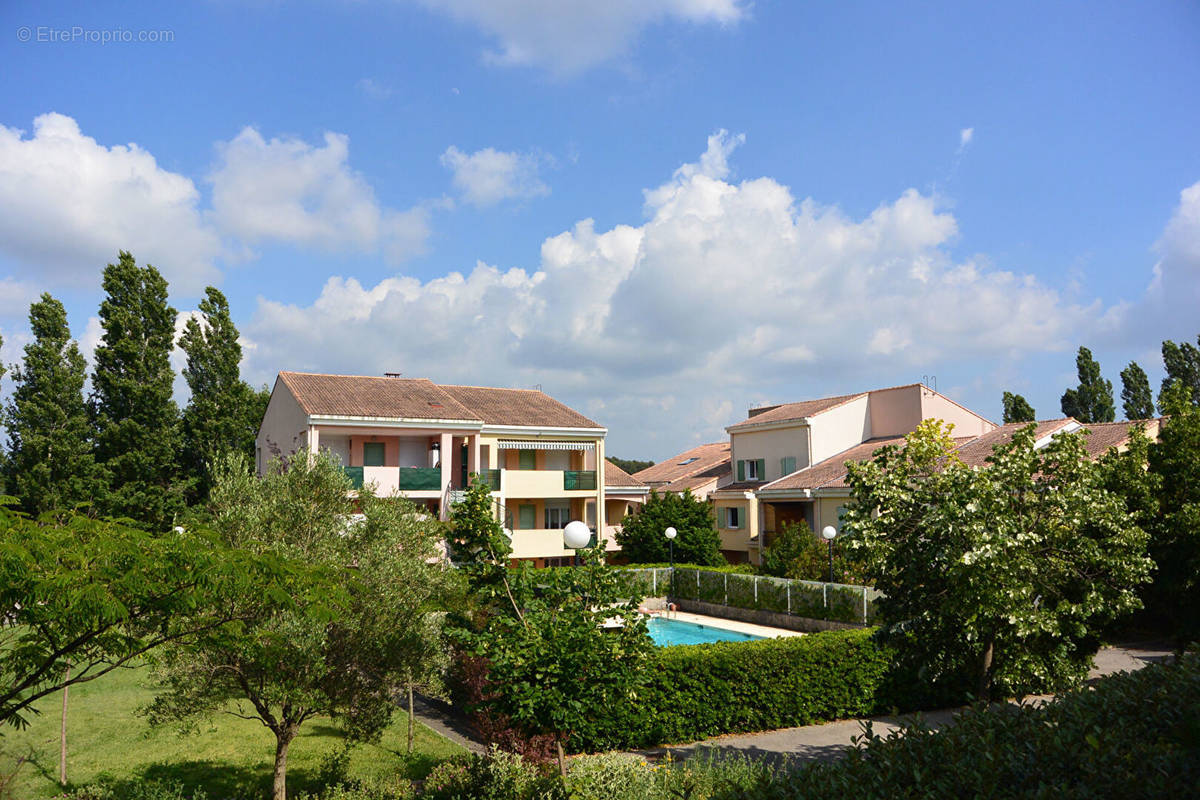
[1060,345,1115,423]
[1000,391,1035,424]
[844,419,1150,701]
[614,489,724,566]
[1120,360,1155,421]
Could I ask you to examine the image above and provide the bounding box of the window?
[725,507,742,529]
[737,459,766,482]
[678,457,699,465]
[545,500,570,530]
[781,456,796,475]
[518,449,536,470]
[837,505,848,534]
[363,441,385,467]
[517,504,536,529]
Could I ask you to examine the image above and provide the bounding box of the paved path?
[639,641,1175,766]
[409,693,488,755]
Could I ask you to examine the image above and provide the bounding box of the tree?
[1060,346,1115,423]
[1001,392,1036,424]
[0,502,304,730]
[608,457,654,475]
[147,452,453,800]
[90,252,184,529]
[759,521,865,583]
[614,489,724,566]
[178,287,265,503]
[1120,361,1155,420]
[844,420,1150,702]
[3,294,103,515]
[1159,336,1200,412]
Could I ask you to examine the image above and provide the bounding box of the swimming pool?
[646,617,765,647]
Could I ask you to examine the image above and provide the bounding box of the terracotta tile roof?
[727,392,867,431]
[950,419,1078,468]
[604,459,646,489]
[278,372,479,420]
[633,442,731,486]
[277,372,601,428]
[1078,419,1161,459]
[760,436,909,492]
[663,460,732,493]
[438,384,601,428]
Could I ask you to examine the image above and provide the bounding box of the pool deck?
[646,609,804,640]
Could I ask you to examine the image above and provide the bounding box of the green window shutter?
[737,460,745,481]
[756,459,765,481]
[519,449,536,470]
[363,442,386,466]
[518,504,535,529]
[781,456,796,475]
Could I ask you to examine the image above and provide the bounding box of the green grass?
[2,665,465,799]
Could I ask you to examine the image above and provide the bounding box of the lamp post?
[821,525,837,585]
[664,526,677,605]
[563,519,591,567]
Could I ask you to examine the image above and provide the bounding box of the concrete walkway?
[640,641,1175,766]
[409,693,488,754]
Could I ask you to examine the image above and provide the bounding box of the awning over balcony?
[496,440,595,451]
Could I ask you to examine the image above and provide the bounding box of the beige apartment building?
[256,371,646,565]
[642,382,1157,564]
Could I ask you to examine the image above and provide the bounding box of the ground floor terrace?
[711,492,852,564]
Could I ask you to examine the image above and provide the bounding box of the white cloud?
[209,127,430,262]
[0,277,39,319]
[356,77,392,99]
[243,131,1114,456]
[411,0,747,75]
[958,127,974,152]
[441,145,550,207]
[0,113,222,295]
[1149,180,1200,317]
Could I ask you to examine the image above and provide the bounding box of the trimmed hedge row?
[572,628,897,751]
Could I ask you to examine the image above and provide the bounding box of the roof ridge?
[280,370,434,382]
[438,382,545,393]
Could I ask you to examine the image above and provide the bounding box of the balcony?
[341,466,442,493]
[563,470,596,491]
[504,469,598,497]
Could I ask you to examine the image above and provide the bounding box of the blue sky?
[2,0,1199,458]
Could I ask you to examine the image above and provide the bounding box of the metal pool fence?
[620,567,881,626]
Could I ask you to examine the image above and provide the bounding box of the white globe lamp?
[563,520,591,550]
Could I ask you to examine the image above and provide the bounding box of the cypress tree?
[90,252,184,529]
[4,294,103,515]
[1119,361,1155,421]
[179,287,264,501]
[1159,337,1200,412]
[1060,346,1115,423]
[1001,391,1036,424]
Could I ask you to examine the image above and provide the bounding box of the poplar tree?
[1060,346,1115,423]
[1001,391,1035,424]
[1120,361,1155,421]
[179,287,264,501]
[1159,336,1200,411]
[90,252,183,529]
[4,295,102,515]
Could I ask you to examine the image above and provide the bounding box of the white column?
[438,432,453,520]
[595,437,606,546]
[308,425,320,462]
[468,434,479,478]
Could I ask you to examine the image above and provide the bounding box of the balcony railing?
[479,469,501,491]
[343,466,364,489]
[563,470,597,491]
[396,467,442,491]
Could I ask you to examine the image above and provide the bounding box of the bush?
[420,749,566,800]
[571,628,896,750]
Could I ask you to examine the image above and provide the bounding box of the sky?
[1,0,1199,460]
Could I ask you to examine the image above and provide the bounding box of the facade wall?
[867,385,924,438]
[730,427,810,484]
[809,394,871,463]
[714,496,754,552]
[920,391,996,437]
[255,383,309,473]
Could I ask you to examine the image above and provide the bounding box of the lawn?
[2,664,464,799]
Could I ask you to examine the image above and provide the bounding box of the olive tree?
[844,420,1151,701]
[146,452,455,800]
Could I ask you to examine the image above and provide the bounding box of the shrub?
[571,628,896,750]
[420,749,566,800]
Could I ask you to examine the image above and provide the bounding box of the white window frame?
[545,500,570,530]
[726,506,742,529]
[745,460,759,480]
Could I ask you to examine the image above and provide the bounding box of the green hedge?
[572,628,895,751]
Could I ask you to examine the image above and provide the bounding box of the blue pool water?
[647,617,765,647]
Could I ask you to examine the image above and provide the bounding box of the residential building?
[255,371,646,565]
[644,382,1158,564]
